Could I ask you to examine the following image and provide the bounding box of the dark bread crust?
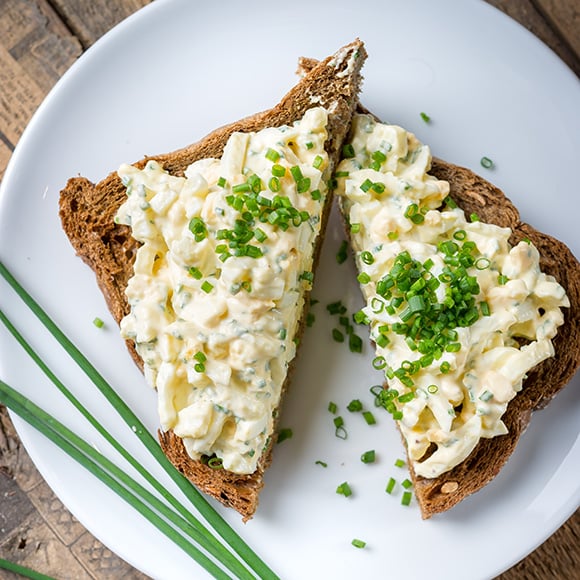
[59,40,367,520]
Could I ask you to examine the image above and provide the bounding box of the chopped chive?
[480,156,494,169]
[349,333,363,354]
[305,141,314,150]
[342,143,356,158]
[351,539,366,549]
[332,329,345,343]
[361,450,376,464]
[350,223,361,233]
[347,399,363,412]
[402,478,413,489]
[311,189,322,201]
[328,401,338,414]
[265,148,280,162]
[336,482,352,497]
[362,411,376,425]
[188,266,203,280]
[315,460,328,468]
[201,281,214,294]
[420,111,431,123]
[357,272,371,284]
[385,477,396,494]
[271,164,286,177]
[92,317,104,328]
[401,491,413,506]
[313,155,324,169]
[360,178,373,193]
[277,428,293,444]
[394,458,406,468]
[217,176,227,188]
[336,240,348,264]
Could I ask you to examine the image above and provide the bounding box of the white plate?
[1,0,579,578]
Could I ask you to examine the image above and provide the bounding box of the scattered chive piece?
[328,401,338,414]
[349,333,363,353]
[336,482,352,497]
[420,111,431,123]
[336,240,348,264]
[305,141,314,150]
[332,328,345,343]
[498,274,509,285]
[402,478,413,489]
[361,450,376,464]
[470,212,480,222]
[350,223,361,233]
[480,156,494,169]
[401,491,413,506]
[277,428,293,444]
[92,317,104,328]
[394,458,406,468]
[351,539,366,549]
[347,399,363,412]
[357,272,371,284]
[315,460,328,468]
[311,189,322,201]
[362,411,376,425]
[217,176,227,188]
[385,477,396,494]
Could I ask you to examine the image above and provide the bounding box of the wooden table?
[0,1,578,578]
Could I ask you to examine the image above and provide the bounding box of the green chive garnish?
[361,450,376,464]
[277,428,293,444]
[92,317,104,328]
[351,539,366,549]
[480,156,494,169]
[336,482,352,497]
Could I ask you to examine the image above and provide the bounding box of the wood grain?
[0,1,578,579]
[534,0,580,59]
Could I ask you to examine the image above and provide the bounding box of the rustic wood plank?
[487,0,580,76]
[534,0,580,59]
[0,0,81,96]
[49,0,152,48]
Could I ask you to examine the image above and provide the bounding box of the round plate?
[0,1,578,578]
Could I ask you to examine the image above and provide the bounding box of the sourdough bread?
[59,39,367,520]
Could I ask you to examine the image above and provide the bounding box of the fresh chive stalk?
[0,559,55,580]
[0,261,278,580]
[0,382,238,580]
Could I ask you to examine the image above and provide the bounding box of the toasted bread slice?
[59,39,367,520]
[297,56,579,519]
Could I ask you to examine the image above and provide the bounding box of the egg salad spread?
[336,114,569,479]
[115,107,329,474]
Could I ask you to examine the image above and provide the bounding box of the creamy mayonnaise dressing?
[115,107,329,474]
[336,114,569,478]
